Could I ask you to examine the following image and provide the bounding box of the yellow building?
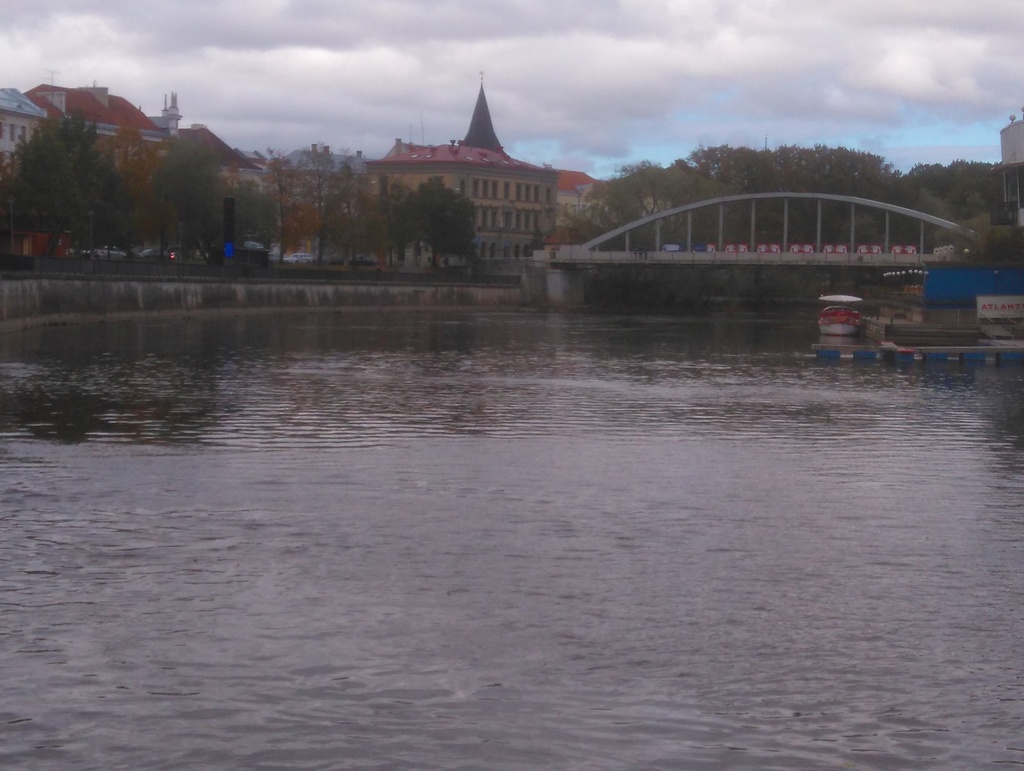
[368,85,558,263]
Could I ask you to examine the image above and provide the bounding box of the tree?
[296,144,337,263]
[99,127,170,249]
[416,178,475,262]
[326,166,387,262]
[265,149,321,257]
[12,114,115,254]
[153,140,222,261]
[902,160,998,222]
[224,174,277,250]
[389,179,475,265]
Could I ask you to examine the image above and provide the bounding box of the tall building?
[997,110,1024,226]
[367,84,558,263]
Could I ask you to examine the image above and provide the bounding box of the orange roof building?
[367,84,559,263]
[178,123,264,179]
[556,169,600,222]
[25,84,169,140]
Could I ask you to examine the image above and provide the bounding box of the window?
[459,179,466,195]
[546,187,552,204]
[503,182,510,199]
[504,211,512,229]
[516,183,522,200]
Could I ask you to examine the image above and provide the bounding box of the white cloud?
[1,0,1015,176]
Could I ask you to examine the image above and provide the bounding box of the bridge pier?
[544,265,586,308]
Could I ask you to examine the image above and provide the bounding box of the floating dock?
[813,340,1024,365]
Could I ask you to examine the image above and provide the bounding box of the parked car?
[243,240,265,250]
[92,246,127,260]
[350,253,377,267]
[283,252,314,264]
[133,246,181,261]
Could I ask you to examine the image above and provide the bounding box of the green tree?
[901,160,998,221]
[225,175,278,251]
[12,114,116,255]
[390,179,475,265]
[153,140,222,261]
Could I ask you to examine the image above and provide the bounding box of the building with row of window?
[367,85,560,263]
[0,88,48,156]
[3,80,596,262]
[1,84,262,180]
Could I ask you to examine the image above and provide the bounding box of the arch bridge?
[550,192,977,267]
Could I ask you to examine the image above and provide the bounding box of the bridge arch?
[580,192,977,254]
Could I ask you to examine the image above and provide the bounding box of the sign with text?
[977,295,1024,322]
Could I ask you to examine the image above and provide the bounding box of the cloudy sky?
[3,0,1021,178]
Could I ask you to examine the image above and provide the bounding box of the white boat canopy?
[818,294,863,304]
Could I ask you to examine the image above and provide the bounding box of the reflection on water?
[2,311,1024,769]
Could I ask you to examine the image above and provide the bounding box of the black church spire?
[462,83,502,152]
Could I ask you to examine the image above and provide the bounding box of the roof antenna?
[43,68,60,86]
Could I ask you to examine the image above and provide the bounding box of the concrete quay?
[813,340,1024,365]
[0,274,524,332]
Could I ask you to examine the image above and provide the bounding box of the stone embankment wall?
[0,276,523,331]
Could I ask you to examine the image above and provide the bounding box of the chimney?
[41,90,66,113]
[82,86,109,108]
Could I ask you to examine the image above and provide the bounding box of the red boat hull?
[818,305,862,336]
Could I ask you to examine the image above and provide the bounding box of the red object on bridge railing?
[856,244,883,254]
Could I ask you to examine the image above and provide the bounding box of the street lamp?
[7,197,12,255]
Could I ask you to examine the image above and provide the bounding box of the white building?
[0,88,47,156]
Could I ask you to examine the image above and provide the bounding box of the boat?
[818,295,863,336]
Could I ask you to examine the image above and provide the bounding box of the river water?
[2,310,1024,770]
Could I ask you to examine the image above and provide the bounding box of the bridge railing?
[543,246,957,267]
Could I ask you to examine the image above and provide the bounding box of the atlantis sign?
[977,295,1024,323]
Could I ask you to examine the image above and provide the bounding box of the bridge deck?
[546,248,953,268]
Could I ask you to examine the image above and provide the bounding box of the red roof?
[367,140,551,173]
[25,85,161,133]
[557,169,599,192]
[178,125,263,172]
